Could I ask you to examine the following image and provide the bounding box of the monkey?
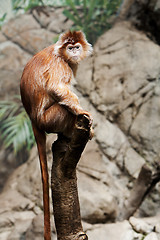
[20,30,93,240]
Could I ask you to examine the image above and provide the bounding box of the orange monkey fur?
[20,31,93,240]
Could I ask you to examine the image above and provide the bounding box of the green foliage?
[12,0,45,12]
[1,0,122,42]
[63,0,122,44]
[11,0,122,43]
[0,96,35,154]
[11,0,66,12]
[0,13,7,29]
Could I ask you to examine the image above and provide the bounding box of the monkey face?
[54,30,93,64]
[66,43,82,63]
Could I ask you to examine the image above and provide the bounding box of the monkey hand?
[77,111,93,140]
[78,110,93,126]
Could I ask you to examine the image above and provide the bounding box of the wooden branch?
[119,163,160,220]
[51,114,92,240]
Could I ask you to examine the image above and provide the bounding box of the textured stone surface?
[2,14,55,54]
[89,22,160,164]
[86,221,143,240]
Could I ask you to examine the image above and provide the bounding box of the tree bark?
[51,114,92,240]
[119,163,160,220]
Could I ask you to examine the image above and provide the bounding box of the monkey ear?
[54,32,66,56]
[56,33,64,45]
[55,31,71,48]
[76,30,93,57]
[76,30,87,41]
[85,43,93,57]
[81,32,93,57]
[77,30,85,37]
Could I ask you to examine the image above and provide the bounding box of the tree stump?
[51,114,92,240]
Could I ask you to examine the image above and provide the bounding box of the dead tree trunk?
[51,114,92,240]
[119,163,160,220]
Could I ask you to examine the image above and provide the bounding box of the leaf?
[63,9,81,25]
[0,100,20,120]
[0,13,7,22]
[0,96,35,154]
[62,0,122,44]
[66,0,79,15]
[82,0,88,23]
[87,0,97,21]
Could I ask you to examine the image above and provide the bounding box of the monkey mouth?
[71,56,80,63]
[72,56,78,61]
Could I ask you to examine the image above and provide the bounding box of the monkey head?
[54,30,93,63]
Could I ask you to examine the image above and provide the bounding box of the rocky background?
[0,5,160,240]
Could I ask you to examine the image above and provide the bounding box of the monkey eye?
[76,46,80,49]
[68,46,73,50]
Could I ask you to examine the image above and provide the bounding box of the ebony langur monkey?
[20,31,93,240]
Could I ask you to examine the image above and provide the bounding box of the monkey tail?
[32,123,51,240]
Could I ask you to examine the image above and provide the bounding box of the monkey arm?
[49,83,84,115]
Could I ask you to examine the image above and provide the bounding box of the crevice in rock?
[78,164,105,174]
[102,44,129,55]
[116,81,155,118]
[127,85,155,136]
[78,168,101,182]
[2,32,34,56]
[100,37,125,51]
[31,7,50,29]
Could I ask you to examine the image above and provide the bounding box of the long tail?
[32,123,51,240]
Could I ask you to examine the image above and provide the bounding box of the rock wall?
[77,21,160,216]
[0,7,160,240]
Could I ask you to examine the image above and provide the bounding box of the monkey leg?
[38,103,76,138]
[32,124,51,240]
